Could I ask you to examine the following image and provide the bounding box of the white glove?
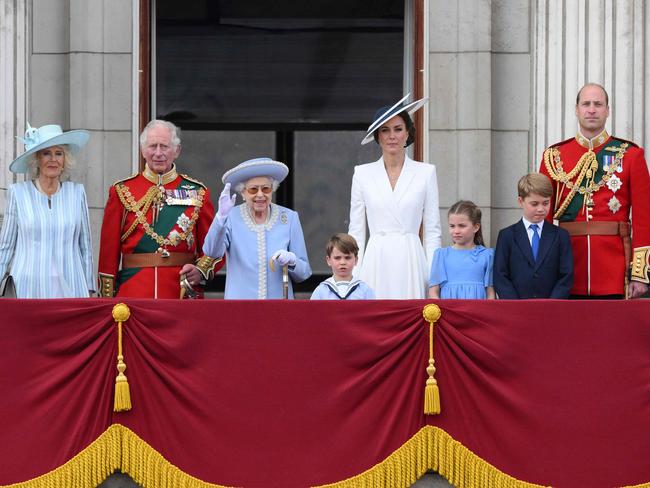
[217,182,236,220]
[271,250,296,267]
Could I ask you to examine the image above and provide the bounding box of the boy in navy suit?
[494,173,573,298]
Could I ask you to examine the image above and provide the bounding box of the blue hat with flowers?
[10,123,90,173]
[361,93,428,145]
[222,157,289,187]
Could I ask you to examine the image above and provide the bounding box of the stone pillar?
[533,0,650,159]
[0,0,29,209]
[429,0,492,244]
[30,0,135,267]
[429,0,532,245]
[491,0,532,236]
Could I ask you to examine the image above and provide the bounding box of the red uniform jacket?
[98,165,222,298]
[539,130,650,295]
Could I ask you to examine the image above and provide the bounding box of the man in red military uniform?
[98,120,222,298]
[540,83,650,298]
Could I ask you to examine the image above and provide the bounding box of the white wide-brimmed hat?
[361,93,428,145]
[222,157,289,187]
[10,123,90,173]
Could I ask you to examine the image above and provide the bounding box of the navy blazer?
[493,220,573,299]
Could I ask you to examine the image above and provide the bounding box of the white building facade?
[1,0,649,485]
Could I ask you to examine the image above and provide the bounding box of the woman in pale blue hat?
[203,158,311,298]
[348,94,442,299]
[0,123,95,297]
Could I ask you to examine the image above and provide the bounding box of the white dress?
[348,156,441,298]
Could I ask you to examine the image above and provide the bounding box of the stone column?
[533,0,650,159]
[0,0,29,210]
[30,0,135,266]
[429,0,532,245]
[491,0,532,236]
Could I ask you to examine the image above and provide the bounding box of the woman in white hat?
[348,94,442,298]
[203,157,311,298]
[0,124,95,297]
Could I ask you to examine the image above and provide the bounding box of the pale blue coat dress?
[0,181,95,298]
[203,203,311,299]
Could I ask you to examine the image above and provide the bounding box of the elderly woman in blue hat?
[348,94,441,299]
[0,123,95,298]
[203,158,311,298]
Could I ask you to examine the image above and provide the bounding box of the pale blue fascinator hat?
[361,93,428,145]
[10,123,90,173]
[222,157,289,187]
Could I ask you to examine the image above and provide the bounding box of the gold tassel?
[422,304,442,415]
[112,303,132,412]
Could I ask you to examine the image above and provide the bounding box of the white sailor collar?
[323,277,364,299]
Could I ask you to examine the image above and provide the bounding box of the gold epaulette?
[180,174,207,189]
[112,172,139,187]
[631,247,650,284]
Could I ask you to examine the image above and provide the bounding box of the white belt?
[374,230,414,236]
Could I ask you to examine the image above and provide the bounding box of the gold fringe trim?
[0,424,233,488]
[118,425,232,488]
[316,426,547,488]
[1,423,123,488]
[3,424,650,488]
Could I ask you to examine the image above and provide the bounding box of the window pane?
[293,131,380,274]
[156,0,404,124]
[178,130,276,200]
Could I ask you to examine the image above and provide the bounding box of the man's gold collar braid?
[575,129,609,150]
[143,164,178,185]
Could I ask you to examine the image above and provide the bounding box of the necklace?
[34,179,60,197]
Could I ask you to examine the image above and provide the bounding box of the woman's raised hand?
[217,182,236,220]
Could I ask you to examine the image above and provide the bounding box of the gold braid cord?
[116,185,159,242]
[543,148,596,219]
[112,304,132,412]
[115,183,205,247]
[422,304,442,415]
[631,247,650,284]
[544,144,628,219]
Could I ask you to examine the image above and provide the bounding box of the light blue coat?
[203,203,311,299]
[0,181,95,298]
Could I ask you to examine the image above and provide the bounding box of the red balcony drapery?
[1,299,649,488]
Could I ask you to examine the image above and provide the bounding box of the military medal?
[165,189,200,206]
[608,196,621,213]
[602,155,613,172]
[606,174,622,193]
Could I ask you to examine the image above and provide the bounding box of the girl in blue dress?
[428,200,495,299]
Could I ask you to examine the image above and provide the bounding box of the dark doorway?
[154,0,406,293]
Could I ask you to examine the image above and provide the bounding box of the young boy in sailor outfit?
[310,233,375,300]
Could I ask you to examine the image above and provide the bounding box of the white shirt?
[521,217,544,246]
